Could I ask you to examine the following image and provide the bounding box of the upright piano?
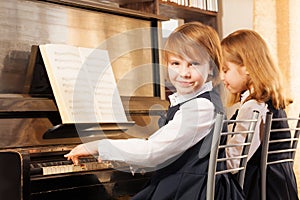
[0,46,169,200]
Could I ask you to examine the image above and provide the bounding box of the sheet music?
[39,44,127,124]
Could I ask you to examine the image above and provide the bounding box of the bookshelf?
[157,0,220,32]
[71,0,221,32]
[35,0,221,99]
[119,0,221,31]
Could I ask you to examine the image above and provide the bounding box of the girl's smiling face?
[168,54,209,95]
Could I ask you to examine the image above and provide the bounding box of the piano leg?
[0,151,28,200]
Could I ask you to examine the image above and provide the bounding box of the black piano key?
[62,160,73,165]
[30,167,43,175]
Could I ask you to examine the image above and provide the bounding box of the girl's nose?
[179,65,191,77]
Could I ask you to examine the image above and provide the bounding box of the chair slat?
[221,130,255,136]
[219,142,251,148]
[217,155,248,162]
[267,159,294,165]
[216,167,245,175]
[267,149,296,155]
[270,128,300,132]
[269,138,298,143]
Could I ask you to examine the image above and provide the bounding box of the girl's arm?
[66,97,215,168]
[226,100,267,169]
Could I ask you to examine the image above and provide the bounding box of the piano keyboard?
[30,157,113,176]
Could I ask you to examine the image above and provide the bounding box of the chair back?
[260,112,300,200]
[207,110,260,199]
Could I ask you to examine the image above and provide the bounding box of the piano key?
[30,156,120,176]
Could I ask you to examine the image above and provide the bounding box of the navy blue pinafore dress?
[243,101,298,200]
[131,90,245,200]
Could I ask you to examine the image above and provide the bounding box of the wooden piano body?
[0,89,168,200]
[0,1,170,199]
[0,45,169,199]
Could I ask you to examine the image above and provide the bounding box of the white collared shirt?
[97,82,215,168]
[226,90,269,169]
[168,81,213,106]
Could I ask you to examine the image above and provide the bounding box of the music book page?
[39,44,128,124]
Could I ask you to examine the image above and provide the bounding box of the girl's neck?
[241,90,250,104]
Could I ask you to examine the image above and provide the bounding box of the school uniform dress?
[131,85,245,200]
[227,91,298,200]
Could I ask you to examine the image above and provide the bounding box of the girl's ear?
[241,65,250,75]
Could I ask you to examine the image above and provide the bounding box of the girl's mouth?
[178,81,193,87]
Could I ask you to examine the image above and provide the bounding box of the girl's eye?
[190,62,200,67]
[170,61,180,66]
[222,67,228,73]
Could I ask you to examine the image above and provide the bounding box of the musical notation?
[39,44,128,124]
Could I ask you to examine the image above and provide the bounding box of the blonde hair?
[221,29,291,109]
[163,21,222,86]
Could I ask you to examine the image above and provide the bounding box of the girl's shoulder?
[182,95,214,109]
[240,99,267,115]
[242,99,265,108]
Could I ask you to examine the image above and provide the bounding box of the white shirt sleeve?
[226,100,268,169]
[97,97,215,168]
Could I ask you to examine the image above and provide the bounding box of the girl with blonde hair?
[221,29,298,200]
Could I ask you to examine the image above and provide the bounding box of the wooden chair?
[260,112,300,200]
[207,110,260,199]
